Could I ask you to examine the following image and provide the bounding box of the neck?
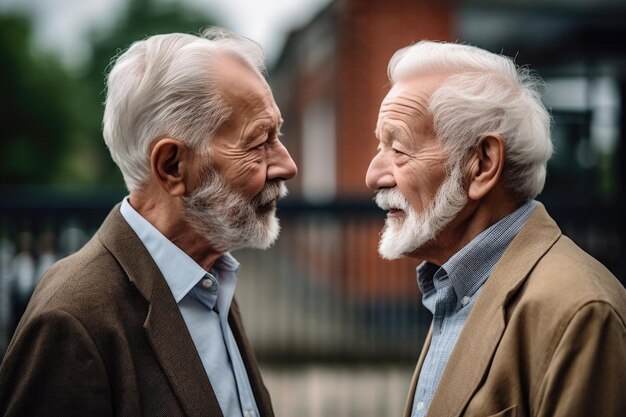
[411,188,523,266]
[129,186,223,271]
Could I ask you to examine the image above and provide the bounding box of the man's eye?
[392,148,405,155]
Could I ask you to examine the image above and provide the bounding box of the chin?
[247,215,281,249]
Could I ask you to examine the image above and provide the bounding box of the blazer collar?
[407,203,562,417]
[97,205,223,417]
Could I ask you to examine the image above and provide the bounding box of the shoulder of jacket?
[513,234,626,320]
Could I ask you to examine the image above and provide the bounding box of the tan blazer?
[0,205,274,417]
[404,203,626,417]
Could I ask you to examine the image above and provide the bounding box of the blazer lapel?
[229,299,274,417]
[98,205,223,417]
[425,203,561,417]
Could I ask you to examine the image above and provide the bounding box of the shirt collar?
[214,251,240,272]
[119,197,239,304]
[417,200,536,302]
[417,262,439,294]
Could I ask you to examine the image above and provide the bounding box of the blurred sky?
[0,0,331,69]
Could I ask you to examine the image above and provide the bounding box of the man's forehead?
[212,53,281,122]
[213,53,269,101]
[380,88,430,116]
[377,86,431,131]
[376,83,445,140]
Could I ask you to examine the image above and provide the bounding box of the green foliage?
[0,15,77,185]
[1,0,218,186]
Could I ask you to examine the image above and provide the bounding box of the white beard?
[375,162,468,260]
[182,168,288,252]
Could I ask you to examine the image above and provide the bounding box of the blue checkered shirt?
[411,200,536,417]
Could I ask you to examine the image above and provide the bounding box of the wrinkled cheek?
[225,163,267,200]
[402,172,444,214]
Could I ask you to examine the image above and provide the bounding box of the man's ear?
[467,134,506,201]
[150,138,188,197]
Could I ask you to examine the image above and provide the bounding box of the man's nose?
[365,152,395,190]
[267,140,298,181]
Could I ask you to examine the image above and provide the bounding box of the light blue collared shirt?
[120,198,259,417]
[412,200,536,417]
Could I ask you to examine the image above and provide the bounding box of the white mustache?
[374,188,410,212]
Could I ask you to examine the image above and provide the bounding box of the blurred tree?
[0,0,218,187]
[0,15,83,185]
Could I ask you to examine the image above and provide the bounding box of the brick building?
[272,0,454,201]
[269,0,626,287]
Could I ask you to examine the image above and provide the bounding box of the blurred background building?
[1,0,625,415]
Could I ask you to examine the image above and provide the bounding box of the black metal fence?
[1,188,623,362]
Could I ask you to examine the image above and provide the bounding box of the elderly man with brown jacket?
[0,28,297,417]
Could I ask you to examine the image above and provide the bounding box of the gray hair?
[388,41,553,200]
[103,27,266,192]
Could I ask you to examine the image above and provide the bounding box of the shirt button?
[201,278,213,289]
[461,296,470,306]
[416,401,424,410]
[244,410,254,417]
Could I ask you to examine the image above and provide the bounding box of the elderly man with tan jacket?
[366,40,626,417]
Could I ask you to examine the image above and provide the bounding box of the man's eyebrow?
[241,124,267,146]
[255,117,282,134]
[252,124,270,136]
[380,125,408,143]
[243,120,282,146]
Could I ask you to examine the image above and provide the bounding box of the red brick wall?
[336,0,454,197]
[271,1,456,298]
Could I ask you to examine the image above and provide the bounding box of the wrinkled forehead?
[379,84,430,119]
[376,85,432,138]
[376,74,448,135]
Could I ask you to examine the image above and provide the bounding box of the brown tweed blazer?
[0,205,274,417]
[404,203,626,417]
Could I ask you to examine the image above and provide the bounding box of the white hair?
[388,41,553,200]
[103,27,266,192]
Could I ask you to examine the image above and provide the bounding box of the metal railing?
[1,190,623,416]
[0,190,433,362]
